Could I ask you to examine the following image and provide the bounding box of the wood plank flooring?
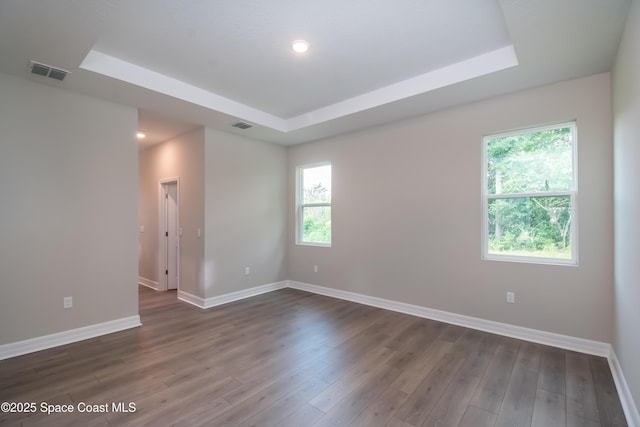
[0,286,628,426]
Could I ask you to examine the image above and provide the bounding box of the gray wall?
[204,128,288,298]
[138,127,205,297]
[288,73,614,343]
[613,0,640,410]
[137,127,288,301]
[0,73,138,344]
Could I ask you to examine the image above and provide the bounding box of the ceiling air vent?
[231,121,253,130]
[29,60,70,81]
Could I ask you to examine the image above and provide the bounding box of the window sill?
[482,253,577,266]
[296,242,331,248]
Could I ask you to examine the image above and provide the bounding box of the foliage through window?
[297,163,331,246]
[483,122,577,264]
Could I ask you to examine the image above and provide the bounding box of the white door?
[163,182,178,290]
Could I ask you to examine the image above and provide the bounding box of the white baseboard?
[178,281,288,309]
[0,315,141,361]
[608,349,640,427]
[2,279,637,425]
[286,280,610,356]
[177,290,207,308]
[138,276,159,291]
[286,280,640,425]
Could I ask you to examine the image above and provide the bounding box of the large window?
[482,122,577,265]
[297,162,332,246]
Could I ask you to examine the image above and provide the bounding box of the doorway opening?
[160,178,179,292]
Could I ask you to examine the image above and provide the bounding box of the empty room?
[1,0,639,426]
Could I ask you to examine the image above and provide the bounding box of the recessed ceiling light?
[291,40,309,54]
[136,132,146,139]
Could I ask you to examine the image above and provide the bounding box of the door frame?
[159,177,180,292]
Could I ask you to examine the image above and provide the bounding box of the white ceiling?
[0,0,631,146]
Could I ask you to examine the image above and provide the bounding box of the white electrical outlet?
[139,225,145,233]
[506,291,515,304]
[313,265,318,273]
[63,296,73,309]
[245,267,250,276]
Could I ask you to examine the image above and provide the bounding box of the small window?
[482,122,577,265]
[296,162,331,246]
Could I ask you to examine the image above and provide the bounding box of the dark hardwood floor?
[0,286,628,426]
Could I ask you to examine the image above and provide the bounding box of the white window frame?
[481,122,578,266]
[296,162,332,247]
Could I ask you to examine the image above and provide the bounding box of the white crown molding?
[80,50,287,131]
[286,46,518,131]
[80,46,517,133]
[0,315,141,361]
[138,276,159,291]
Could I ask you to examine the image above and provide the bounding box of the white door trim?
[159,177,180,292]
